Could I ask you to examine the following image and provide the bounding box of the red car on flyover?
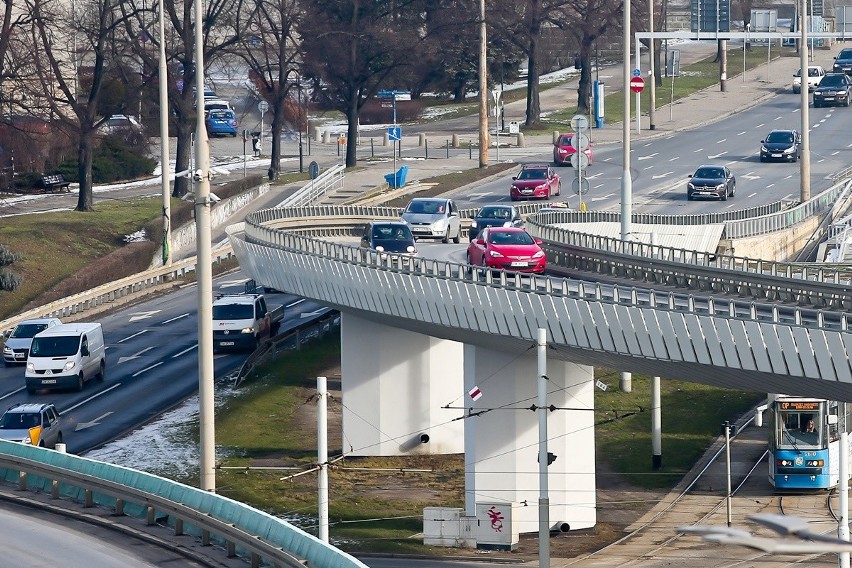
[466,227,547,274]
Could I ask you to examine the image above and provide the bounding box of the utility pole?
[478,0,489,167]
[799,0,812,200]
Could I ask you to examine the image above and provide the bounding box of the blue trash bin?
[384,165,408,189]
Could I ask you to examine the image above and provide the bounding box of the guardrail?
[277,163,346,208]
[0,441,367,568]
[240,209,852,331]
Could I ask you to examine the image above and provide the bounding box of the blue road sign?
[388,127,402,141]
[632,68,641,77]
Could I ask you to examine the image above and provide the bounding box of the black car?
[359,221,417,256]
[833,48,852,75]
[687,165,736,201]
[760,129,800,163]
[813,73,851,108]
[468,205,523,241]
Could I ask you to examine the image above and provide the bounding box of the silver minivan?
[3,318,62,366]
[400,198,461,243]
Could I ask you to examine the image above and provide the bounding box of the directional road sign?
[632,68,641,77]
[630,76,645,93]
[388,127,402,141]
[570,114,589,132]
[571,152,590,169]
[572,177,590,195]
[258,100,269,113]
[570,133,591,152]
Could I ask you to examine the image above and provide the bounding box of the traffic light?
[537,452,557,465]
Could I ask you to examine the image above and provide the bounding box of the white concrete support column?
[464,343,478,517]
[465,344,596,534]
[652,376,662,469]
[340,314,464,456]
[317,376,329,543]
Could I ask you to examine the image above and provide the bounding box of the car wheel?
[759,156,765,163]
[97,360,105,382]
[814,101,821,108]
[687,194,694,201]
[846,96,851,107]
[441,232,449,244]
[556,182,561,196]
[452,228,461,244]
[793,87,800,94]
[720,190,727,201]
[77,373,84,391]
[26,387,35,395]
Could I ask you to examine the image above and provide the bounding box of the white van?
[25,323,106,394]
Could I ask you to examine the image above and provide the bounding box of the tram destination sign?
[780,401,820,411]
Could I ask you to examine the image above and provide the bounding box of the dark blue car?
[468,205,523,241]
[205,109,238,137]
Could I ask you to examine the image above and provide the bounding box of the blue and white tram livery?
[766,396,852,491]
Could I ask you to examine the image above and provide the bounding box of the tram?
[766,395,852,491]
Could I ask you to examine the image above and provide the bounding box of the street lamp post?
[800,0,811,200]
[157,0,170,266]
[297,82,304,174]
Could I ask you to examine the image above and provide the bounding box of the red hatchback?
[509,165,561,201]
[553,133,593,167]
[466,227,547,274]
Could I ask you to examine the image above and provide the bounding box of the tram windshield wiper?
[782,425,802,453]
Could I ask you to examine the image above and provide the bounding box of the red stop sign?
[630,76,645,93]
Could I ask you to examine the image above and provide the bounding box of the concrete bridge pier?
[463,343,597,534]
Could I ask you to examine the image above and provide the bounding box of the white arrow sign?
[652,171,674,179]
[129,310,160,322]
[300,309,328,319]
[637,153,658,161]
[75,411,114,431]
[118,346,156,364]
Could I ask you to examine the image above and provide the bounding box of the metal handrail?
[277,163,346,207]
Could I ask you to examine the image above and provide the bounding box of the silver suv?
[0,403,63,448]
[400,198,461,243]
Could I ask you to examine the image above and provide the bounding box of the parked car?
[99,114,142,135]
[687,165,736,201]
[792,66,825,93]
[400,198,462,243]
[510,164,561,201]
[206,109,239,137]
[3,317,62,366]
[833,48,852,75]
[813,73,852,108]
[468,205,523,242]
[360,221,417,256]
[0,403,63,448]
[466,227,546,274]
[759,129,800,162]
[552,133,593,167]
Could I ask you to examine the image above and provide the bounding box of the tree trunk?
[75,131,95,211]
[577,39,594,114]
[173,122,191,198]
[270,108,283,179]
[345,96,359,168]
[525,37,541,126]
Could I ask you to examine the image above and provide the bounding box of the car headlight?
[431,219,448,230]
[63,361,75,372]
[760,145,769,152]
[502,221,512,227]
[488,250,505,258]
[470,220,478,228]
[532,250,545,258]
[536,184,547,190]
[840,90,849,96]
[2,346,10,354]
[240,327,254,334]
[21,437,32,445]
[406,245,416,253]
[783,146,794,153]
[26,362,34,372]
[375,246,385,253]
[687,182,695,190]
[716,183,726,190]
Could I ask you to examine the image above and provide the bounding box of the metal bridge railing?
[276,164,346,208]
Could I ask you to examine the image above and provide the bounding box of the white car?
[400,198,462,243]
[793,65,825,94]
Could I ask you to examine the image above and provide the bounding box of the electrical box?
[475,502,519,551]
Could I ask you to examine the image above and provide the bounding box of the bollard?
[425,139,429,159]
[55,443,66,453]
[419,133,426,147]
[553,131,560,144]
[452,133,460,148]
[322,130,330,144]
[371,138,375,157]
[446,141,449,159]
[383,133,390,147]
[469,142,473,159]
[517,132,526,148]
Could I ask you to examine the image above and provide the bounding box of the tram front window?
[777,410,823,449]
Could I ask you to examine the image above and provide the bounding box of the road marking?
[652,171,674,179]
[118,346,156,364]
[693,148,703,152]
[129,310,159,322]
[116,330,149,344]
[774,116,783,121]
[718,138,727,143]
[469,192,492,199]
[586,172,603,179]
[668,156,679,162]
[832,151,840,155]
[643,142,652,147]
[742,172,760,180]
[756,123,764,128]
[75,411,114,431]
[784,174,793,179]
[593,184,605,189]
[644,165,654,170]
[161,313,190,324]
[737,131,746,136]
[286,298,306,308]
[747,192,758,198]
[766,183,775,188]
[63,384,123,413]
[707,151,728,159]
[783,193,795,199]
[173,345,197,358]
[132,361,164,377]
[637,153,658,160]
[819,158,825,163]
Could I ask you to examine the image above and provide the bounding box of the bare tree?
[299,0,420,168]
[22,0,127,211]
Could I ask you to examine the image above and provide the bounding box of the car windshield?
[809,68,822,77]
[0,412,39,430]
[517,169,547,180]
[820,75,847,87]
[557,135,573,146]
[694,167,724,179]
[405,200,445,214]
[30,335,80,357]
[212,304,254,320]
[478,207,511,220]
[839,49,852,60]
[766,131,794,143]
[10,323,49,339]
[372,225,413,241]
[488,231,535,246]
